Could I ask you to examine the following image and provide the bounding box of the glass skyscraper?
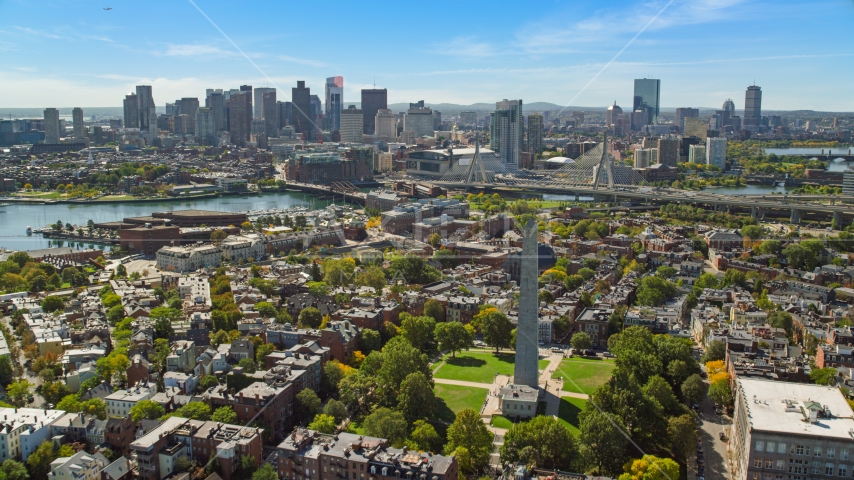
[633,78,661,125]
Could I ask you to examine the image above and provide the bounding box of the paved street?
[690,395,731,480]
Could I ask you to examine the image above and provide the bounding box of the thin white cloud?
[14,67,37,72]
[432,36,497,57]
[514,0,749,53]
[13,26,64,39]
[163,44,235,57]
[276,55,327,68]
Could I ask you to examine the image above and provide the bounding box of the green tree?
[445,409,493,474]
[636,276,677,306]
[363,408,408,447]
[6,380,33,407]
[130,400,166,422]
[150,307,182,339]
[481,311,514,352]
[198,375,220,392]
[768,311,794,337]
[423,299,446,323]
[172,402,211,420]
[740,225,762,240]
[500,416,577,470]
[323,258,357,287]
[376,337,431,403]
[26,441,56,480]
[708,377,732,406]
[355,265,387,291]
[359,328,382,353]
[295,388,322,422]
[702,340,727,363]
[252,463,277,480]
[409,420,442,452]
[617,455,680,480]
[434,322,473,358]
[570,331,592,351]
[680,374,708,405]
[308,413,338,434]
[255,302,277,318]
[387,256,442,285]
[2,459,30,480]
[578,409,629,476]
[40,296,64,313]
[397,372,436,424]
[400,314,436,351]
[298,307,323,329]
[667,414,700,463]
[655,266,677,279]
[212,406,238,424]
[810,367,838,386]
[323,399,349,424]
[256,343,276,367]
[642,375,680,416]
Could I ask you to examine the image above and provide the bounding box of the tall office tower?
[253,88,275,119]
[606,102,623,126]
[291,81,312,139]
[123,93,140,129]
[195,107,216,145]
[178,98,200,133]
[227,92,251,146]
[633,78,661,125]
[43,108,60,144]
[513,220,540,389]
[674,107,699,132]
[490,99,523,167]
[148,110,159,143]
[433,111,442,130]
[339,106,363,143]
[361,89,388,134]
[310,95,322,127]
[206,91,226,132]
[72,107,84,139]
[374,109,396,140]
[526,114,544,157]
[744,86,762,126]
[459,111,477,127]
[136,85,154,130]
[706,137,727,170]
[723,98,735,115]
[403,101,434,137]
[240,85,253,118]
[688,144,706,164]
[277,102,293,130]
[325,77,343,131]
[634,148,653,168]
[262,91,278,138]
[571,111,584,126]
[684,117,708,140]
[657,138,679,166]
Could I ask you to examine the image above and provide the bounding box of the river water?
[0,191,331,252]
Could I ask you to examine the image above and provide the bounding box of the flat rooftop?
[738,378,854,440]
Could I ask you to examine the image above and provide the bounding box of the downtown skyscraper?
[136,85,155,130]
[633,78,661,125]
[490,99,523,167]
[43,108,60,144]
[744,85,762,126]
[291,81,312,140]
[72,107,84,139]
[325,76,343,131]
[227,91,251,146]
[360,88,387,135]
[253,88,275,119]
[123,93,139,129]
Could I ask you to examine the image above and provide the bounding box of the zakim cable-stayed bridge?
[426,136,854,224]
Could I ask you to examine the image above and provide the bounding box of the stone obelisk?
[513,219,539,388]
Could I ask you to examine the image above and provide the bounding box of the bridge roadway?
[430,181,854,222]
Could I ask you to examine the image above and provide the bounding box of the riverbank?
[2,190,260,205]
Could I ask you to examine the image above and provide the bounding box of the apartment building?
[730,378,854,480]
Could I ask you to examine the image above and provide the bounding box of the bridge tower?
[592,132,615,191]
[463,131,490,184]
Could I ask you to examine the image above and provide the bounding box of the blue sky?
[1,0,853,111]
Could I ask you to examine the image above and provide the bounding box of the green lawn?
[435,352,550,384]
[490,415,514,429]
[13,191,64,199]
[551,357,615,396]
[556,397,587,434]
[434,384,489,423]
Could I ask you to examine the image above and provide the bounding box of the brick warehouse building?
[286,152,371,185]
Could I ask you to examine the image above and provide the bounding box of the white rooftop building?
[0,408,66,462]
[730,378,854,480]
